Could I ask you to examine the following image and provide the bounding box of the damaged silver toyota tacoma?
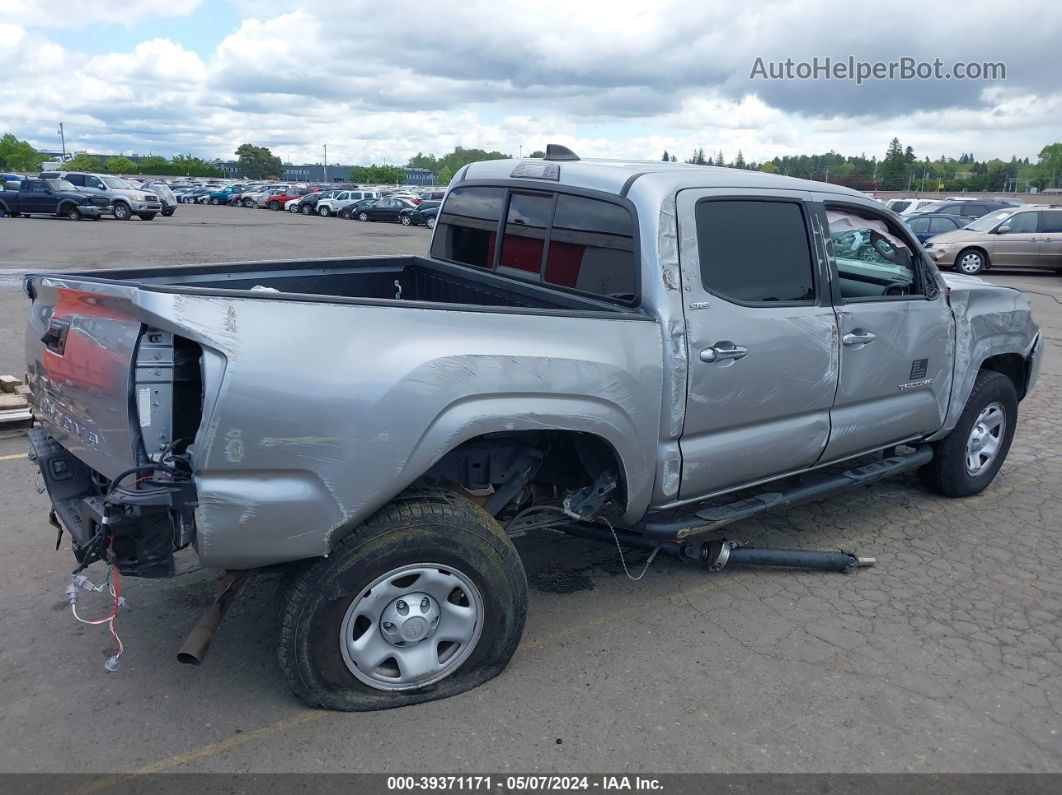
[23,146,1042,710]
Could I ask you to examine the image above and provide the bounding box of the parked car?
[23,151,1042,710]
[296,190,335,215]
[924,205,1062,274]
[263,190,309,211]
[315,189,377,217]
[238,186,289,209]
[139,181,177,217]
[885,198,940,216]
[338,198,379,219]
[39,171,162,220]
[915,200,1019,220]
[0,177,111,219]
[400,201,441,226]
[355,196,420,222]
[903,213,971,244]
[205,186,246,205]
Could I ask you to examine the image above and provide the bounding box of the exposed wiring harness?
[66,541,126,672]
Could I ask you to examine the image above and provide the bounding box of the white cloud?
[1,1,1059,166]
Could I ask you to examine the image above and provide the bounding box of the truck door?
[23,181,53,213]
[814,196,954,461]
[676,188,839,499]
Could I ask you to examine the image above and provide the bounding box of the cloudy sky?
[1,0,1059,166]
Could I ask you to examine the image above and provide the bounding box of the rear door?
[1036,210,1062,268]
[677,188,839,498]
[815,196,954,461]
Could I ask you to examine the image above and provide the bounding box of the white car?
[885,198,940,216]
[285,197,302,213]
[315,190,379,216]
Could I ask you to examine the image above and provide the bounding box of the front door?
[25,181,53,213]
[677,188,839,499]
[815,196,954,461]
[989,209,1040,267]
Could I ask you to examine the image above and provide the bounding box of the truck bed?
[64,255,639,315]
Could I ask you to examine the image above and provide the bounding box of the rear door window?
[907,217,930,233]
[929,217,955,233]
[1039,210,1062,233]
[696,200,815,303]
[65,174,85,187]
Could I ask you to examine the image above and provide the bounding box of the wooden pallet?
[0,375,31,431]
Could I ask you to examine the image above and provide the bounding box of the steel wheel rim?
[965,401,1005,476]
[339,563,483,691]
[959,253,982,273]
[426,217,435,229]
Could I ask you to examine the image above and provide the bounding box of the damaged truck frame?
[24,147,1041,710]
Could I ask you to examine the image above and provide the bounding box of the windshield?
[102,176,133,189]
[963,209,1014,231]
[46,179,77,192]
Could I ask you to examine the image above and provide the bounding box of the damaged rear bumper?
[28,428,197,578]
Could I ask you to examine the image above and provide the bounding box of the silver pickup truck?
[23,147,1042,711]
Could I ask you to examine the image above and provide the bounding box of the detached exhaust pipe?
[177,571,247,665]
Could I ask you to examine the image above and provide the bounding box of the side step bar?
[641,446,933,542]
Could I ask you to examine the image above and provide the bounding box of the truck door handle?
[842,330,877,346]
[700,344,748,363]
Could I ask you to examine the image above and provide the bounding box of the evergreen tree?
[662,149,670,161]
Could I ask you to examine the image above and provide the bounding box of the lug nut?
[421,598,430,611]
[396,600,407,614]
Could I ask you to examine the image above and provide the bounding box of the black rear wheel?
[276,488,527,711]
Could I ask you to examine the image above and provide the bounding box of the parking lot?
[0,204,1059,775]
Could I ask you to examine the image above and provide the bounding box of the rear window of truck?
[431,186,637,304]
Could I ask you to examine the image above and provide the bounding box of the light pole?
[58,122,66,160]
[323,144,328,183]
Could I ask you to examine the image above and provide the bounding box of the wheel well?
[981,353,1027,400]
[421,431,627,517]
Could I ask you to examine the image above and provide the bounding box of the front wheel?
[162,208,174,217]
[318,205,332,217]
[65,206,81,221]
[112,203,131,221]
[425,216,436,229]
[138,213,156,221]
[210,198,221,205]
[400,214,412,226]
[289,204,300,213]
[268,201,280,211]
[302,204,313,215]
[919,370,1018,497]
[956,248,987,275]
[276,488,527,711]
[358,212,369,222]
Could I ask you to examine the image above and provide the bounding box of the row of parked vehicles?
[876,196,1062,275]
[0,170,179,221]
[173,182,444,228]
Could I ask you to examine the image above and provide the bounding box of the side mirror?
[995,225,1009,234]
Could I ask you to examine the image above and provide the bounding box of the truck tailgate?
[25,276,144,479]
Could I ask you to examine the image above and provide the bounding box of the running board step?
[642,446,933,542]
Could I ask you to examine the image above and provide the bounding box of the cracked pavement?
[0,207,1058,773]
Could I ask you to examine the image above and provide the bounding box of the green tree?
[528,150,545,159]
[1037,143,1062,189]
[661,149,670,161]
[714,151,725,167]
[105,156,137,174]
[879,137,908,190]
[734,151,746,169]
[235,143,282,179]
[759,161,779,174]
[63,153,105,172]
[137,155,169,175]
[0,133,43,171]
[170,154,224,177]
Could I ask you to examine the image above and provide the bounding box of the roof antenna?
[544,144,580,162]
